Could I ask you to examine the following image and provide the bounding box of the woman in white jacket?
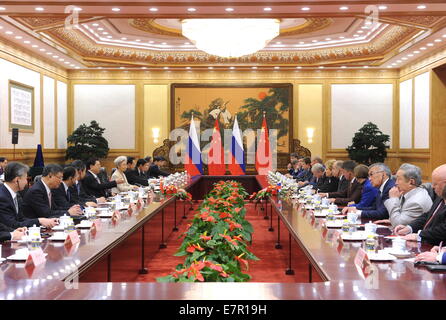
[111,156,138,194]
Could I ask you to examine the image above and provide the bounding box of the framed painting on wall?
[8,80,35,133]
[171,83,293,172]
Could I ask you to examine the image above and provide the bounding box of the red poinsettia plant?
[249,185,280,201]
[157,181,258,283]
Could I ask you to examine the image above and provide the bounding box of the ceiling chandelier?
[181,19,280,58]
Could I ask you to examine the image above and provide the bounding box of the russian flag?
[184,115,203,176]
[228,115,246,175]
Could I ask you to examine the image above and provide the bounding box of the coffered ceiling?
[0,1,445,70]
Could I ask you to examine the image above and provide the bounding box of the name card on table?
[25,248,46,267]
[64,230,80,246]
[354,248,371,277]
[90,219,102,236]
[136,198,143,209]
[321,222,328,239]
[332,230,344,252]
[127,206,133,216]
[111,210,121,225]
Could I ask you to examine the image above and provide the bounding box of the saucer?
[341,231,368,241]
[368,251,397,261]
[76,222,93,229]
[98,212,113,218]
[325,221,343,228]
[48,234,68,241]
[52,225,65,231]
[384,248,412,258]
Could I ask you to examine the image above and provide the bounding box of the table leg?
[159,208,167,249]
[139,225,148,274]
[285,233,295,275]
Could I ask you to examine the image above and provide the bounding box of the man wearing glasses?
[22,164,83,219]
[343,163,395,220]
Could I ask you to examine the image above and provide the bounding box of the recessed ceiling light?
[59,58,64,61]
[378,5,388,10]
[39,48,45,52]
[112,8,120,12]
[312,40,318,43]
[135,39,141,42]
[187,8,196,12]
[276,41,282,44]
[149,8,158,12]
[443,34,446,38]
[46,52,52,55]
[184,42,190,45]
[23,40,31,44]
[92,23,99,27]
[5,31,13,35]
[413,50,420,54]
[161,42,167,45]
[102,32,108,35]
[225,8,234,12]
[73,7,82,11]
[186,67,191,69]
[35,7,44,11]
[357,30,364,34]
[427,43,434,46]
[417,5,426,9]
[252,66,257,69]
[107,36,112,39]
[341,66,347,68]
[325,38,332,41]
[53,55,58,58]
[120,67,125,69]
[163,67,169,69]
[434,39,442,42]
[365,21,373,25]
[149,41,154,44]
[392,63,397,66]
[65,61,70,64]
[387,66,393,68]
[339,36,345,39]
[0,7,6,11]
[408,54,414,57]
[15,36,22,39]
[32,45,38,48]
[396,60,402,63]
[402,57,408,60]
[363,66,369,68]
[420,47,427,50]
[339,6,349,11]
[296,66,302,69]
[75,67,80,69]
[208,67,213,69]
[141,67,147,69]
[299,41,305,44]
[274,66,280,69]
[301,7,310,11]
[121,37,127,40]
[229,66,235,69]
[353,34,360,37]
[97,28,104,31]
[263,7,272,11]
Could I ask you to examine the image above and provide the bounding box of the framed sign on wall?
[9,80,35,133]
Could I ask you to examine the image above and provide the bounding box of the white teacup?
[15,248,29,258]
[392,238,407,252]
[364,222,377,234]
[347,211,359,224]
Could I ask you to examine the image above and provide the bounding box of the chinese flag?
[208,119,226,175]
[255,115,272,175]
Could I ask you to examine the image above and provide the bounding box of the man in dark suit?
[70,160,104,207]
[344,163,396,220]
[0,221,25,242]
[0,162,58,229]
[294,157,313,183]
[0,157,7,176]
[23,164,83,219]
[287,153,299,175]
[395,164,446,245]
[320,160,363,206]
[126,159,150,186]
[333,160,349,193]
[148,156,170,178]
[82,158,124,198]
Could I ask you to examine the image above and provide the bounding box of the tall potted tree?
[66,120,109,161]
[346,122,390,166]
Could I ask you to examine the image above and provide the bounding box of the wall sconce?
[152,127,160,144]
[306,127,314,144]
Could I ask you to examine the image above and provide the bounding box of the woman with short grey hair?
[111,156,138,194]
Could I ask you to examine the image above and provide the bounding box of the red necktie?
[424,201,445,230]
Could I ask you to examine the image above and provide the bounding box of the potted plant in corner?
[346,122,390,166]
[66,120,110,161]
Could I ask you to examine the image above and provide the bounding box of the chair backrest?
[421,182,437,202]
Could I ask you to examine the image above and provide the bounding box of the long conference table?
[0,175,445,300]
